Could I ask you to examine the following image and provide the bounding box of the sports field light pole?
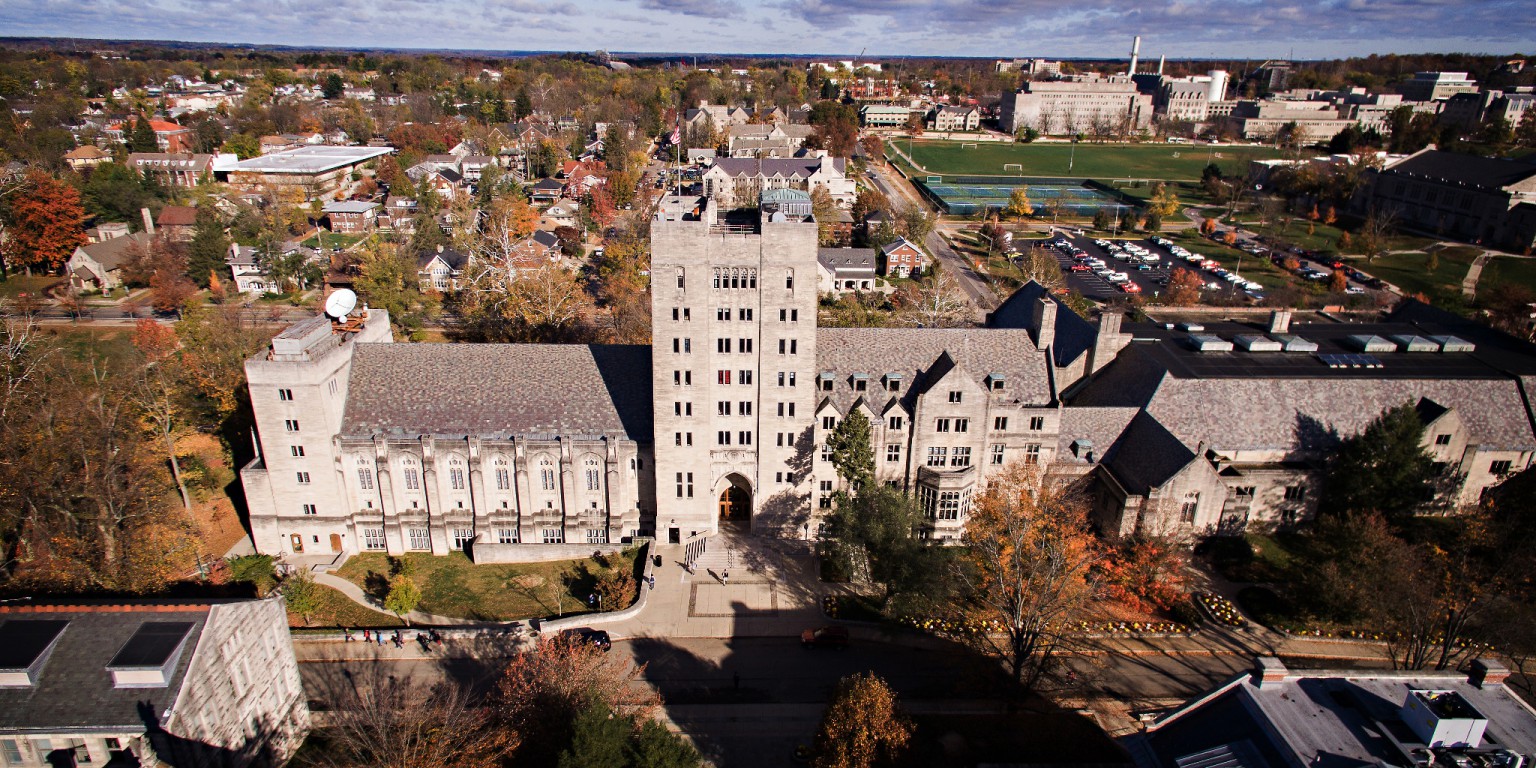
[1068,134,1079,173]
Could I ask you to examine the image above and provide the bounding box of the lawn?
[300,232,366,250]
[904,140,1283,181]
[335,548,644,622]
[1366,249,1477,298]
[290,585,405,630]
[0,274,64,302]
[1478,257,1536,294]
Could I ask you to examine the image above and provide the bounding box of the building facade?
[1363,148,1536,251]
[1000,77,1155,134]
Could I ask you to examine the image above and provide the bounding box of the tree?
[1016,246,1065,290]
[826,410,875,487]
[1091,208,1113,231]
[283,569,321,626]
[1146,182,1180,219]
[1319,401,1449,522]
[852,187,890,226]
[821,484,945,605]
[1516,108,1536,149]
[130,319,194,511]
[811,186,839,246]
[1,171,87,274]
[305,663,514,768]
[1004,187,1034,220]
[1100,536,1190,614]
[384,572,421,622]
[559,701,630,768]
[896,206,933,243]
[895,267,969,327]
[495,636,659,767]
[173,303,271,426]
[1199,217,1218,237]
[903,111,924,136]
[321,73,345,100]
[185,204,229,289]
[1328,269,1348,293]
[354,241,440,339]
[128,116,160,153]
[812,672,913,768]
[221,132,261,159]
[629,719,702,768]
[1015,126,1040,143]
[956,465,1102,689]
[457,260,597,343]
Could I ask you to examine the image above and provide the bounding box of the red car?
[801,626,850,649]
[1120,282,1143,293]
[1070,263,1091,272]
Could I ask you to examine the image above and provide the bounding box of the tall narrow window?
[357,468,375,490]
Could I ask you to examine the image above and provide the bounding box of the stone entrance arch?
[717,473,753,529]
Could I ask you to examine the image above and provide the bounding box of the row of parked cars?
[1054,238,1142,294]
[1148,236,1265,294]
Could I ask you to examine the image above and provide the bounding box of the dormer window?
[986,374,1005,391]
[818,372,834,392]
[884,373,903,392]
[851,374,868,392]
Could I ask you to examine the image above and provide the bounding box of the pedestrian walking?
[722,569,729,586]
[343,628,354,642]
[392,631,402,648]
[361,629,370,643]
[588,592,598,608]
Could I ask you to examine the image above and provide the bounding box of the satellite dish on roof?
[325,289,357,320]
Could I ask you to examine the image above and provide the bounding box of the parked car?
[1120,282,1142,293]
[801,626,850,649]
[557,628,613,652]
[1070,263,1091,272]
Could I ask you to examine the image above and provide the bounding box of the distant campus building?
[239,188,1536,561]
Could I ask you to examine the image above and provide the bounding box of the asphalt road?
[865,168,997,314]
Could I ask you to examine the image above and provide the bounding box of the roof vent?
[0,620,69,687]
[1187,334,1234,352]
[1345,334,1397,353]
[107,621,194,688]
[1389,334,1439,352]
[1402,689,1488,748]
[1269,334,1319,352]
[1177,322,1205,332]
[1234,334,1281,352]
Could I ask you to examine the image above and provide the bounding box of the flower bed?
[1196,592,1247,628]
[823,596,1189,636]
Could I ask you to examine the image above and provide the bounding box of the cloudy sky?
[2,0,1532,59]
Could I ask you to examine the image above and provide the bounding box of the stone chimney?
[1032,295,1057,351]
[1470,658,1510,689]
[1268,309,1293,334]
[1088,310,1130,375]
[140,207,155,236]
[1252,657,1287,689]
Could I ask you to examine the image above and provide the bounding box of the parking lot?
[1038,232,1382,304]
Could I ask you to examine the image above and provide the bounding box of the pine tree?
[322,73,345,100]
[628,719,702,768]
[128,116,160,153]
[827,410,875,487]
[185,204,229,289]
[557,702,630,768]
[1320,401,1446,521]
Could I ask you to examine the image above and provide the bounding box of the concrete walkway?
[1463,250,1494,298]
[311,571,480,626]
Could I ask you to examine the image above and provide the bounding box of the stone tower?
[649,195,819,542]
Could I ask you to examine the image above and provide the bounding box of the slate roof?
[988,281,1098,368]
[156,205,197,227]
[1053,406,1139,467]
[817,247,877,274]
[1100,410,1198,495]
[341,343,653,440]
[816,328,1052,414]
[1383,149,1536,190]
[75,232,153,272]
[0,606,210,730]
[415,247,471,271]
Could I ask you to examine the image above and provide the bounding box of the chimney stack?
[141,207,156,236]
[1128,36,1142,76]
[1032,295,1058,351]
[1252,657,1288,689]
[1470,658,1510,688]
[1088,310,1130,375]
[1268,309,1293,334]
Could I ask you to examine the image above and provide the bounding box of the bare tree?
[899,267,970,328]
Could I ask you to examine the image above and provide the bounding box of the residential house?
[67,232,154,292]
[530,178,565,204]
[156,205,199,242]
[322,200,380,234]
[259,135,305,155]
[507,230,564,269]
[227,245,268,295]
[931,105,982,132]
[817,247,878,292]
[860,105,913,127]
[686,148,717,165]
[0,597,309,768]
[85,222,131,243]
[561,161,607,199]
[541,199,581,230]
[880,237,926,278]
[63,145,110,171]
[380,196,418,233]
[461,155,496,182]
[128,153,215,189]
[417,245,472,292]
[407,161,465,199]
[105,119,193,152]
[701,156,855,209]
[1129,657,1536,768]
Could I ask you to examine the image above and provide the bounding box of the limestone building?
[999,77,1154,135]
[240,193,1536,561]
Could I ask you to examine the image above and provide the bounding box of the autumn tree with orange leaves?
[494,637,659,766]
[1,171,87,275]
[812,672,913,768]
[955,465,1103,690]
[1165,267,1205,306]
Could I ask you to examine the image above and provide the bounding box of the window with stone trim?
[926,447,948,467]
[452,529,473,550]
[498,528,517,544]
[539,459,556,491]
[886,444,901,462]
[541,528,564,544]
[449,460,466,490]
[585,462,601,491]
[409,528,430,550]
[363,529,385,550]
[495,460,510,491]
[586,529,608,544]
[990,444,1005,465]
[951,447,971,467]
[1024,444,1041,464]
[1180,493,1199,524]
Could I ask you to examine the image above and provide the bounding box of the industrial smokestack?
[1158,55,1165,76]
[1128,36,1142,76]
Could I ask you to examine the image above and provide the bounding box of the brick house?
[879,237,927,278]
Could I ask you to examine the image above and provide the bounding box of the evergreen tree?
[558,702,630,768]
[1320,401,1448,521]
[515,86,534,120]
[128,116,160,153]
[826,410,875,487]
[185,204,229,289]
[322,73,345,100]
[628,719,702,768]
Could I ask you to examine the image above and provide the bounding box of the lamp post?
[1068,134,1078,173]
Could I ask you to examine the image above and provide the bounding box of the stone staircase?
[689,528,791,579]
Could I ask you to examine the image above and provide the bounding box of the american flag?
[670,127,681,145]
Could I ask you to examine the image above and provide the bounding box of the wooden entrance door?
[329,533,343,553]
[290,534,304,553]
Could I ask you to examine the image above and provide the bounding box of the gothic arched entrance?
[718,474,752,529]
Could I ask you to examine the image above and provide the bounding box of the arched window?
[448,456,465,490]
[539,458,556,491]
[493,456,510,491]
[401,456,420,491]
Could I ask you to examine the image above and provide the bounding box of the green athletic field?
[901,140,1283,181]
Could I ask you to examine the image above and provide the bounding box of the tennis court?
[918,177,1131,216]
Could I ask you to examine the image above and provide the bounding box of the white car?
[1107,272,1130,283]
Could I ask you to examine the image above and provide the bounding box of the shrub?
[227,555,277,596]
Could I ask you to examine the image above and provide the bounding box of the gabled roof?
[816,328,1052,414]
[531,230,561,249]
[989,281,1099,368]
[817,247,877,272]
[531,178,565,191]
[1100,410,1199,495]
[880,237,922,256]
[709,157,845,179]
[156,205,198,227]
[416,247,471,271]
[63,145,108,160]
[341,343,653,440]
[1382,148,1536,190]
[75,231,153,271]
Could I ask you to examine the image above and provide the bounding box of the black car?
[558,627,612,652]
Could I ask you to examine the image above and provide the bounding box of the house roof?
[341,343,653,440]
[230,145,393,174]
[531,178,565,192]
[816,328,1053,414]
[709,157,846,179]
[63,145,108,160]
[0,604,214,730]
[74,232,152,272]
[817,247,877,273]
[531,230,560,249]
[109,119,187,133]
[1382,148,1536,190]
[880,237,922,256]
[416,246,471,271]
[227,245,260,266]
[1100,410,1199,494]
[322,200,379,215]
[156,205,198,227]
[988,281,1099,368]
